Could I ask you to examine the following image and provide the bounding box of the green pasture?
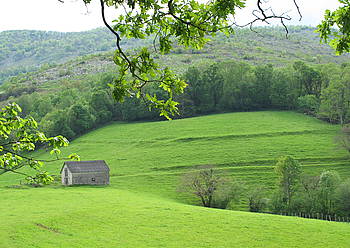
[1,188,350,248]
[1,111,350,247]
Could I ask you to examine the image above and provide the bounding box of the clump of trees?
[179,156,350,218]
[270,157,348,218]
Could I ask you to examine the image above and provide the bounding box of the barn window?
[64,168,68,177]
[91,178,95,182]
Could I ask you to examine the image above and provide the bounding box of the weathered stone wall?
[61,166,109,185]
[71,172,109,185]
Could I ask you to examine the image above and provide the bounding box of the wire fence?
[267,212,350,223]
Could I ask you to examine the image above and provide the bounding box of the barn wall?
[71,172,109,185]
[61,165,73,185]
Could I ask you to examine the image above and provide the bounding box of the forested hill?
[0,28,147,83]
[1,26,350,84]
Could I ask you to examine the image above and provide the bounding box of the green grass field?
[1,111,350,247]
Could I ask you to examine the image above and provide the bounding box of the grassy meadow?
[1,111,350,247]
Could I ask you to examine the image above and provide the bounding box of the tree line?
[6,59,349,141]
[179,60,350,125]
[11,72,161,140]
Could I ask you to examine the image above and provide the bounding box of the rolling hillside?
[0,28,147,84]
[1,111,350,247]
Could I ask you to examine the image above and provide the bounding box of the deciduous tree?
[318,170,341,215]
[179,166,222,207]
[274,156,301,209]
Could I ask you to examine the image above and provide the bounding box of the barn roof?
[61,160,110,173]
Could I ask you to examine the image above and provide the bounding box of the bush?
[269,192,286,213]
[212,179,245,209]
[248,186,268,212]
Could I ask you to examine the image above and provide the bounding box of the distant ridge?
[1,26,349,84]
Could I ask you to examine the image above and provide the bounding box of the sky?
[0,0,341,32]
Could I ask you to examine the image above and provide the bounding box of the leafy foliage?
[317,0,350,55]
[296,95,320,115]
[1,59,349,144]
[0,103,79,184]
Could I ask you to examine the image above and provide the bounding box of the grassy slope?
[1,111,350,247]
[2,188,350,248]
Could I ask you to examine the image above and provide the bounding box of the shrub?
[212,179,245,209]
[248,186,268,212]
[336,179,350,216]
[296,94,319,115]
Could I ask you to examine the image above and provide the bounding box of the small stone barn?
[61,160,110,186]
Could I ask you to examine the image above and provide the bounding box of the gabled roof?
[61,160,110,173]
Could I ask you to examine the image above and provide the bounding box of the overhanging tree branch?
[0,103,80,184]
